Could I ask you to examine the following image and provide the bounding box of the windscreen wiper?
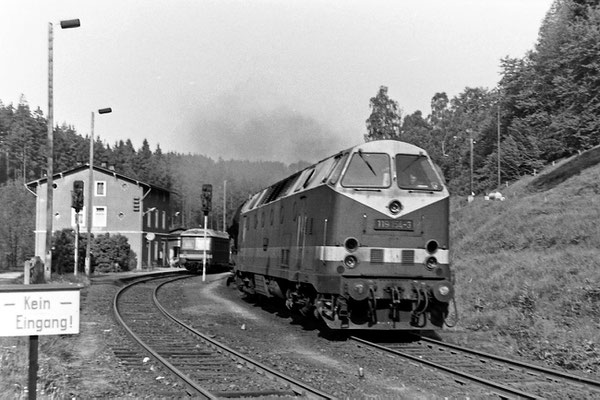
[358,149,376,176]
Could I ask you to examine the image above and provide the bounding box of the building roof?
[26,163,170,193]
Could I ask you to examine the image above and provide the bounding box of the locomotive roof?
[339,139,424,159]
[242,139,433,212]
[302,139,427,176]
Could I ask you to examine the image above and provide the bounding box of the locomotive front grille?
[370,248,384,264]
[401,250,415,264]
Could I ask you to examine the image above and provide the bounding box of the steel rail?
[154,276,336,400]
[416,334,600,389]
[350,336,542,399]
[113,275,216,399]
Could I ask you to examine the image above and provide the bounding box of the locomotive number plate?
[374,219,414,231]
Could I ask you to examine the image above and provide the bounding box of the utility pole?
[468,129,474,195]
[497,106,501,187]
[85,108,112,276]
[223,180,227,232]
[45,18,80,282]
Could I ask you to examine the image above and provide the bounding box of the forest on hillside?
[0,0,598,269]
[365,0,600,195]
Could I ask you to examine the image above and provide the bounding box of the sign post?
[201,184,212,282]
[0,285,81,399]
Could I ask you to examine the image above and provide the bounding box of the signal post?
[201,184,212,281]
[71,180,84,275]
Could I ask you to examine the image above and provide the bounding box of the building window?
[154,210,159,228]
[162,211,166,229]
[93,206,107,227]
[95,181,106,196]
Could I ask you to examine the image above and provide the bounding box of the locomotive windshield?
[341,152,391,188]
[396,154,442,191]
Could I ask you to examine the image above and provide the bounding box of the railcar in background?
[179,228,231,273]
[230,139,455,331]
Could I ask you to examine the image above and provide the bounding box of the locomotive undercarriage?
[316,285,449,330]
[232,271,315,316]
[232,271,453,330]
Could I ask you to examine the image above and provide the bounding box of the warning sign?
[0,285,81,337]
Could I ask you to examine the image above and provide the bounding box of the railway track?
[113,273,335,399]
[351,334,600,399]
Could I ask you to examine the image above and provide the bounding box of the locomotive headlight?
[344,255,358,269]
[425,256,438,270]
[344,237,359,252]
[388,200,402,215]
[426,240,439,254]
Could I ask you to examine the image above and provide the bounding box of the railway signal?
[72,180,84,212]
[201,184,212,215]
[201,184,212,282]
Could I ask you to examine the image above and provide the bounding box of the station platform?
[0,267,183,285]
[0,271,23,282]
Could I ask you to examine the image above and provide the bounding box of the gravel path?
[157,274,492,399]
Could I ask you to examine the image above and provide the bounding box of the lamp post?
[45,18,80,282]
[466,129,474,196]
[85,107,112,276]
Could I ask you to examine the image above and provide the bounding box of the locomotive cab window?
[340,152,391,188]
[396,154,443,191]
[327,152,349,185]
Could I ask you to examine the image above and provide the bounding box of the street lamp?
[85,107,112,276]
[45,18,80,282]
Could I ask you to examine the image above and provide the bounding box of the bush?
[52,229,92,274]
[52,230,136,274]
[91,233,137,273]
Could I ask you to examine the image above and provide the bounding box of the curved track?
[113,274,335,399]
[351,334,600,399]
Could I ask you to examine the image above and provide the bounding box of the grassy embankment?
[450,147,600,373]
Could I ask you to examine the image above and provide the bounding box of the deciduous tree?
[365,86,402,142]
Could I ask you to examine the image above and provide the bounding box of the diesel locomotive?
[230,139,455,330]
[179,228,230,273]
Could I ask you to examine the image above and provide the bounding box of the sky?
[1,0,554,163]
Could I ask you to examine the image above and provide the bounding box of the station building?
[27,164,173,270]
